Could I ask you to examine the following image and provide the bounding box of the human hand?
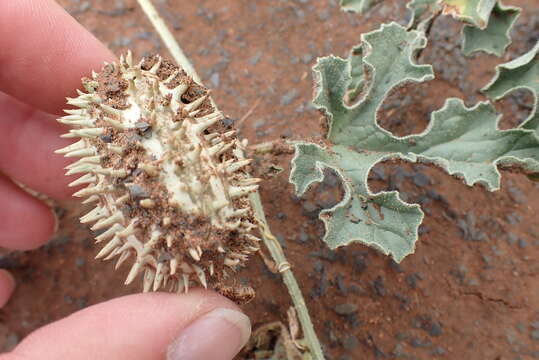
[1,290,251,360]
[0,0,117,306]
[0,1,251,359]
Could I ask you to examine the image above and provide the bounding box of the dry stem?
[136,0,201,84]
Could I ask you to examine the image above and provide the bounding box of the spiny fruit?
[56,52,261,299]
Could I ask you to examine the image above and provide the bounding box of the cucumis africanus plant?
[342,0,523,57]
[292,0,539,264]
[57,0,538,358]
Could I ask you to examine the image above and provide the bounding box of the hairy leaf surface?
[441,0,496,29]
[407,0,440,28]
[340,0,383,13]
[462,3,520,57]
[483,41,539,136]
[290,23,539,262]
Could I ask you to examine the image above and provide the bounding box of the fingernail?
[167,308,251,360]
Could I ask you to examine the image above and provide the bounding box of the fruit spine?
[56,52,261,295]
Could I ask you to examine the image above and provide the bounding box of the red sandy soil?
[1,1,538,359]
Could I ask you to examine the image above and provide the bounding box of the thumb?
[1,290,251,360]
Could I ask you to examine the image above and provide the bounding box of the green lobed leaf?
[290,142,422,262]
[290,23,539,262]
[340,0,383,14]
[317,23,434,144]
[345,45,366,103]
[482,41,539,136]
[407,0,440,29]
[339,0,440,23]
[462,3,521,57]
[441,0,496,29]
[344,0,520,58]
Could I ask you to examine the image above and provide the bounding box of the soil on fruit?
[1,1,538,359]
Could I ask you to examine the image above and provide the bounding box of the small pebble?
[406,274,418,289]
[5,333,20,350]
[349,284,366,295]
[429,322,443,337]
[318,9,330,21]
[77,296,89,309]
[410,337,431,348]
[275,233,286,248]
[413,172,430,187]
[249,51,263,65]
[127,184,150,199]
[302,53,314,64]
[506,233,519,245]
[353,256,367,273]
[75,257,86,268]
[222,117,235,127]
[342,335,359,350]
[336,274,348,295]
[210,72,220,88]
[431,346,446,355]
[298,229,309,243]
[280,89,299,105]
[373,276,386,296]
[100,134,113,143]
[79,1,91,12]
[395,332,409,341]
[313,260,324,273]
[334,303,358,315]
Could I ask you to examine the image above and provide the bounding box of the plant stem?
[249,191,325,360]
[136,0,201,84]
[136,0,325,358]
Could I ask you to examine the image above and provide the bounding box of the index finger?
[0,0,115,115]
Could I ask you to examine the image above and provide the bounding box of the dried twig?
[237,98,262,129]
